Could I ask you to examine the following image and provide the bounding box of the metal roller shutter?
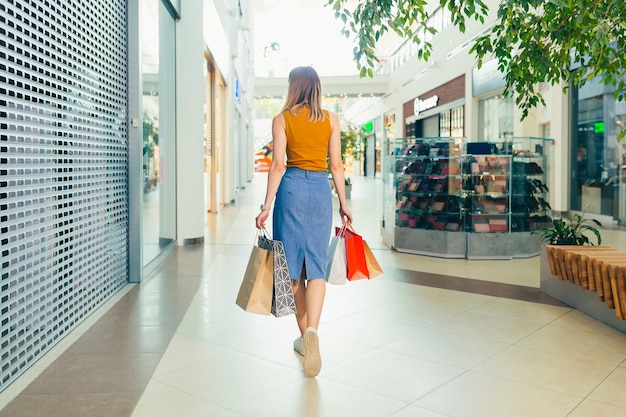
[0,0,128,390]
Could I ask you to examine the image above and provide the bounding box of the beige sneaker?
[302,327,321,377]
[293,336,305,356]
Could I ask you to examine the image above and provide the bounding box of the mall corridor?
[1,175,626,417]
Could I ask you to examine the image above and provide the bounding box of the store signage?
[595,121,605,133]
[235,79,242,105]
[472,59,506,96]
[413,95,439,116]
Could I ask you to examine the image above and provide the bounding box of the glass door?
[141,0,177,265]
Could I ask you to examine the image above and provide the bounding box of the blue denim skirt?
[273,168,332,280]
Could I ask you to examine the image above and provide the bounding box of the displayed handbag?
[363,240,383,279]
[325,224,347,285]
[257,230,297,317]
[341,224,369,281]
[235,234,274,315]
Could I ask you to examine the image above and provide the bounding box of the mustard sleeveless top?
[283,107,331,172]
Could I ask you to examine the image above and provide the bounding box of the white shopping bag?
[325,234,347,285]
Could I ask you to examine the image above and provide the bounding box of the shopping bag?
[363,240,383,279]
[325,227,347,285]
[235,239,274,315]
[342,224,369,281]
[258,231,297,317]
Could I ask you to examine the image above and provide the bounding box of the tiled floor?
[2,174,626,417]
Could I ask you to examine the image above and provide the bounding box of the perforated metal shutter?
[0,0,128,391]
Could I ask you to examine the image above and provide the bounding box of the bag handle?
[336,223,348,237]
[254,228,271,245]
[345,222,357,234]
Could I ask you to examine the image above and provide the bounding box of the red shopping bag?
[336,224,368,281]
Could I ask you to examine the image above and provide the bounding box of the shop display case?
[382,137,554,259]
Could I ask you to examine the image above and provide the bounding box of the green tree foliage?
[327,0,626,133]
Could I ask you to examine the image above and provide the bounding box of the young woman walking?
[255,66,352,377]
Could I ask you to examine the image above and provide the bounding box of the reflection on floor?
[2,174,626,417]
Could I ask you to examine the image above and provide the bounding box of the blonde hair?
[282,66,326,122]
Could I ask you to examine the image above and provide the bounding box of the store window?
[570,79,625,219]
[141,0,177,265]
[440,106,464,137]
[478,95,513,141]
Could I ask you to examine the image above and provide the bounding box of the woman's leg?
[302,278,325,377]
[304,278,325,329]
[292,278,307,335]
[293,262,326,333]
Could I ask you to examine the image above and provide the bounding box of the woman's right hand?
[255,210,270,229]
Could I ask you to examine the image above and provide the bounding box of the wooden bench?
[545,245,626,320]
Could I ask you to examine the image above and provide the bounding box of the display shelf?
[382,136,554,259]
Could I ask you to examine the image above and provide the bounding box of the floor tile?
[362,297,468,327]
[567,399,626,417]
[154,351,302,409]
[545,309,626,337]
[152,334,230,377]
[588,366,626,409]
[131,381,224,417]
[433,309,549,344]
[322,349,464,403]
[383,327,510,368]
[415,371,581,417]
[323,280,397,312]
[473,345,617,397]
[231,378,406,417]
[470,297,570,322]
[388,405,452,417]
[321,312,424,347]
[0,393,141,417]
[515,315,626,366]
[22,353,162,395]
[176,315,292,351]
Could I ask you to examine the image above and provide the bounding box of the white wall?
[204,0,256,203]
[176,0,206,243]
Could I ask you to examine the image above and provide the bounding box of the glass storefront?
[141,0,177,264]
[440,106,464,138]
[570,78,626,220]
[406,106,465,138]
[478,94,514,141]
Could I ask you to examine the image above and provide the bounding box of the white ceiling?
[253,0,403,77]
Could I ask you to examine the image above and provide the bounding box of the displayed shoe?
[303,327,321,378]
[293,336,305,356]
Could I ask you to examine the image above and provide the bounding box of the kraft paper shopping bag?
[363,240,383,279]
[236,244,273,315]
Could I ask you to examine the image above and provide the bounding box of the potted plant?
[340,123,366,172]
[533,213,602,246]
[533,213,602,273]
[327,123,364,197]
[344,177,352,199]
